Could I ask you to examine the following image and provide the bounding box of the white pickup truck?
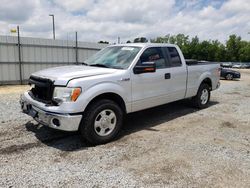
[20,43,220,144]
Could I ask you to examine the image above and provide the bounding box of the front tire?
[80,99,124,145]
[192,83,211,109]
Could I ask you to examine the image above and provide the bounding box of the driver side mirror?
[133,62,156,74]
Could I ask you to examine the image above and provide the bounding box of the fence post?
[17,26,23,85]
[75,31,78,64]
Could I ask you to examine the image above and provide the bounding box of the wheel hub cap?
[227,74,233,79]
[201,89,209,105]
[94,109,117,136]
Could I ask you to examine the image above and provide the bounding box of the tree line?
[100,34,250,62]
[150,34,250,62]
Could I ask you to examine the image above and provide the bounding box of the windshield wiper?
[81,62,89,66]
[89,64,110,68]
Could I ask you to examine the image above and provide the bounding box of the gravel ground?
[0,69,250,187]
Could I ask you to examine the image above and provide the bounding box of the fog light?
[52,118,60,127]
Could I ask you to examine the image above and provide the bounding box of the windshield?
[85,46,141,69]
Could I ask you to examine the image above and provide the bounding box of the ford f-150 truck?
[20,43,220,144]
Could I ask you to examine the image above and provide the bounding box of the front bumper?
[20,94,82,131]
[234,74,241,79]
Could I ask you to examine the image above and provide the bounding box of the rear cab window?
[163,47,182,67]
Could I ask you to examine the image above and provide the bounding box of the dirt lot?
[0,69,250,187]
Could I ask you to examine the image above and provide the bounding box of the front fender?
[76,82,131,113]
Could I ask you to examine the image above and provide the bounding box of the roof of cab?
[109,43,178,48]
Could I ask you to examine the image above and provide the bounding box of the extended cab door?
[131,46,187,112]
[161,47,187,101]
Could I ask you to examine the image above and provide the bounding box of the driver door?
[131,47,171,112]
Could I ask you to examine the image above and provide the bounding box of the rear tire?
[79,99,124,145]
[192,83,210,109]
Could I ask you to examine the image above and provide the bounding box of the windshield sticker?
[121,47,134,51]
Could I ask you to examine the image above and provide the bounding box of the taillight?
[216,68,221,77]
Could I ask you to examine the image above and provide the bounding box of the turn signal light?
[71,88,81,101]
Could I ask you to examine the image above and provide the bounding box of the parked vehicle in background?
[20,43,220,145]
[221,62,233,68]
[221,62,250,69]
[220,68,241,80]
[232,63,242,69]
[242,63,250,69]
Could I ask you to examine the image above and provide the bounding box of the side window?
[167,47,182,67]
[138,47,167,69]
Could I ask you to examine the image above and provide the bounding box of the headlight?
[53,87,81,102]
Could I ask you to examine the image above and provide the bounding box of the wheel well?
[201,78,212,90]
[85,93,127,113]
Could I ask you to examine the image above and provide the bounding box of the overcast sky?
[0,0,249,43]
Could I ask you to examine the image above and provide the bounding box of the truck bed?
[185,60,220,98]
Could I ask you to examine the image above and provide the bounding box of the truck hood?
[31,65,117,85]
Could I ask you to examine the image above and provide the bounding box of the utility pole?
[75,31,78,64]
[17,26,23,84]
[49,14,55,39]
[118,36,120,44]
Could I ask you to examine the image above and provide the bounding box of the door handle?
[165,73,171,79]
